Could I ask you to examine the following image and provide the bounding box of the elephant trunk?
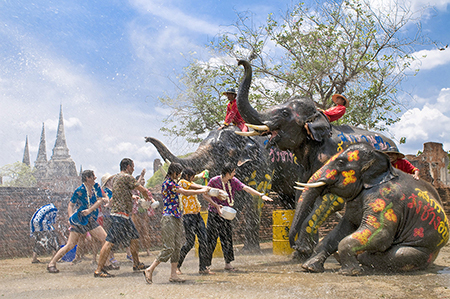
[145,137,211,174]
[236,60,264,125]
[289,186,323,248]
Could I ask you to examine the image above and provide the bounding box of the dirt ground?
[1,242,450,299]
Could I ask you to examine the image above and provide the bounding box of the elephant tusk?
[295,181,326,188]
[235,131,261,136]
[245,123,270,131]
[294,186,304,191]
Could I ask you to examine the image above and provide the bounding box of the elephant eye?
[336,159,346,167]
[281,110,290,117]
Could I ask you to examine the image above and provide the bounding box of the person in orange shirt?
[218,88,248,132]
[322,94,349,122]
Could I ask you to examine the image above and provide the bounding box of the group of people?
[35,155,272,284]
[143,162,273,283]
[33,89,419,284]
[44,158,155,277]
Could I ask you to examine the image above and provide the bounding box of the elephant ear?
[361,150,398,189]
[303,111,332,142]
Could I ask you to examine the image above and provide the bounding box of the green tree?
[0,162,37,187]
[160,0,429,141]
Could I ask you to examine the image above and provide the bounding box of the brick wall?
[0,187,71,258]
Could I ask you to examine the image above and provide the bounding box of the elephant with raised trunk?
[235,60,397,256]
[294,143,449,275]
[145,126,301,250]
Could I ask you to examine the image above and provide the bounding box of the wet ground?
[1,242,450,299]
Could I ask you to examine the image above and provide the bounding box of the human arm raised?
[135,184,155,203]
[242,185,273,202]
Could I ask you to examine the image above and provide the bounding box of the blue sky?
[0,0,449,180]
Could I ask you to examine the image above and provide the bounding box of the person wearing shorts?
[95,158,155,278]
[47,170,108,273]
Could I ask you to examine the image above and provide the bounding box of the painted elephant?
[145,126,301,250]
[294,143,449,275]
[235,60,397,255]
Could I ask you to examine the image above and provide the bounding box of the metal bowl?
[220,206,237,220]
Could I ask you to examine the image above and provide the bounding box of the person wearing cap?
[47,170,109,274]
[304,94,349,141]
[384,147,420,180]
[322,94,349,122]
[219,88,248,132]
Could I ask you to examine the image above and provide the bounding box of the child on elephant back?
[304,94,349,141]
[321,94,349,122]
[218,88,248,132]
[384,147,420,180]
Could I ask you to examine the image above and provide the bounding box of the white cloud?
[368,0,450,13]
[391,88,450,154]
[408,48,450,71]
[130,0,220,35]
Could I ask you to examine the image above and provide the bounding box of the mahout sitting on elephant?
[235,60,397,256]
[293,143,449,275]
[145,126,301,250]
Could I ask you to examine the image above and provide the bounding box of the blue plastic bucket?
[60,245,77,262]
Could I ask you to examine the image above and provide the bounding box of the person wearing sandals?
[203,162,273,272]
[176,168,221,275]
[143,163,211,284]
[47,170,109,273]
[95,158,156,278]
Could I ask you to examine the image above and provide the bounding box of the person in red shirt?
[218,88,248,132]
[322,94,349,122]
[385,147,420,180]
[304,94,349,141]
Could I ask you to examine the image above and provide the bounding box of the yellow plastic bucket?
[194,211,223,258]
[272,210,295,255]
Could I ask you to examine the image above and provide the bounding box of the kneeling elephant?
[291,143,449,275]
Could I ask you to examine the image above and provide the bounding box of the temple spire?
[34,123,48,179]
[22,136,30,166]
[46,105,77,178]
[51,104,70,159]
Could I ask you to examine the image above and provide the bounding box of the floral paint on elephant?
[336,131,392,151]
[342,170,357,186]
[352,185,449,252]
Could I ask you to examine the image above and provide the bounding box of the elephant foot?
[338,265,363,276]
[301,259,325,273]
[291,250,312,262]
[292,242,314,255]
